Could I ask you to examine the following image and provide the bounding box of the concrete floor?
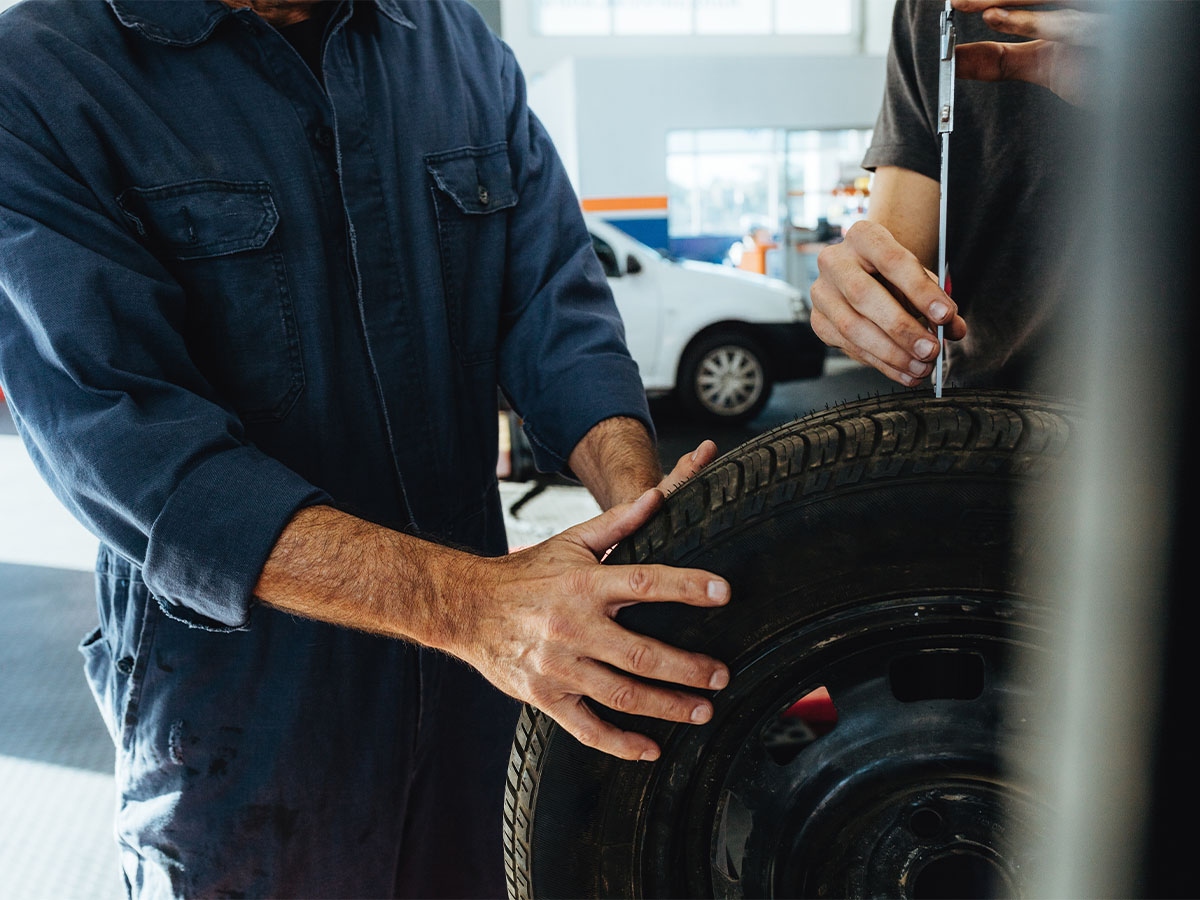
[0,355,892,898]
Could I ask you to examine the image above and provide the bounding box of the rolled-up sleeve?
[0,123,328,631]
[494,45,654,474]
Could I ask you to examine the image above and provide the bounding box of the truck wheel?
[504,390,1076,900]
[678,330,772,425]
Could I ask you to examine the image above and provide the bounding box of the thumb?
[570,488,662,556]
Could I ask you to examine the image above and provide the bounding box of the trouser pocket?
[86,567,162,752]
[79,627,120,746]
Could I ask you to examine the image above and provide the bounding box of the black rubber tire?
[676,330,773,425]
[504,389,1077,900]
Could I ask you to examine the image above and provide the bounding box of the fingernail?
[691,448,698,462]
[990,8,1008,18]
[640,749,659,762]
[707,581,729,603]
[929,301,949,321]
[914,338,936,359]
[709,669,730,690]
[690,705,711,723]
[901,374,918,387]
[909,359,931,377]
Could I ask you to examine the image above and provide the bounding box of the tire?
[677,330,772,425]
[504,389,1076,900]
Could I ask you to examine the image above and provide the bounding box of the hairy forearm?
[567,416,662,510]
[253,504,473,648]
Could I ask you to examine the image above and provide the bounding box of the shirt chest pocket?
[426,143,518,367]
[116,180,304,423]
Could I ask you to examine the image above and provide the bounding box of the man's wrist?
[567,416,662,510]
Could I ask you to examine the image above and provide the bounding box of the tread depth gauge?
[935,0,956,397]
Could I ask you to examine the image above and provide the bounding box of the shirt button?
[314,125,335,148]
[477,185,489,206]
[116,656,134,675]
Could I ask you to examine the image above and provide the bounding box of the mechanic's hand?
[449,489,731,762]
[952,0,1107,107]
[657,439,718,496]
[810,221,966,387]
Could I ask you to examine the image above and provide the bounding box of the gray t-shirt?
[863,0,1089,389]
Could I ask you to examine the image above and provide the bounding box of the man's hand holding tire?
[441,488,731,762]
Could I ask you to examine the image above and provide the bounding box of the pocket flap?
[117,180,279,260]
[426,142,518,215]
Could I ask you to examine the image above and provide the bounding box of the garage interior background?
[0,1,895,898]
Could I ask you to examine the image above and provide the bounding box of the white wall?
[864,0,898,56]
[527,58,581,191]
[502,0,856,74]
[516,0,897,253]
[531,53,887,201]
[507,0,900,77]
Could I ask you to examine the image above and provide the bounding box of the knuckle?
[609,683,638,712]
[879,245,912,272]
[687,660,711,686]
[535,650,566,680]
[527,682,553,707]
[543,613,576,643]
[844,220,869,242]
[884,306,921,338]
[627,567,654,597]
[850,220,883,246]
[528,648,550,676]
[809,277,830,306]
[843,276,877,310]
[563,567,593,598]
[626,641,658,675]
[843,315,873,344]
[574,726,599,749]
[833,313,868,349]
[816,243,840,269]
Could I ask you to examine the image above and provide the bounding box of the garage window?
[533,0,854,37]
[667,127,874,239]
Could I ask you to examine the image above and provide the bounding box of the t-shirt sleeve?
[862,0,941,181]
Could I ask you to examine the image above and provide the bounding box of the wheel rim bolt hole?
[909,806,944,840]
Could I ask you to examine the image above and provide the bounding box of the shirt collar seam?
[106,0,232,47]
[375,0,417,30]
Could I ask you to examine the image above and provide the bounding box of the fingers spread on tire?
[551,696,661,761]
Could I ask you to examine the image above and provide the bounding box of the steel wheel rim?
[696,345,764,416]
[631,594,1047,899]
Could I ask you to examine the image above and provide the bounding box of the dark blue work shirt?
[0,1,651,895]
[0,0,650,629]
